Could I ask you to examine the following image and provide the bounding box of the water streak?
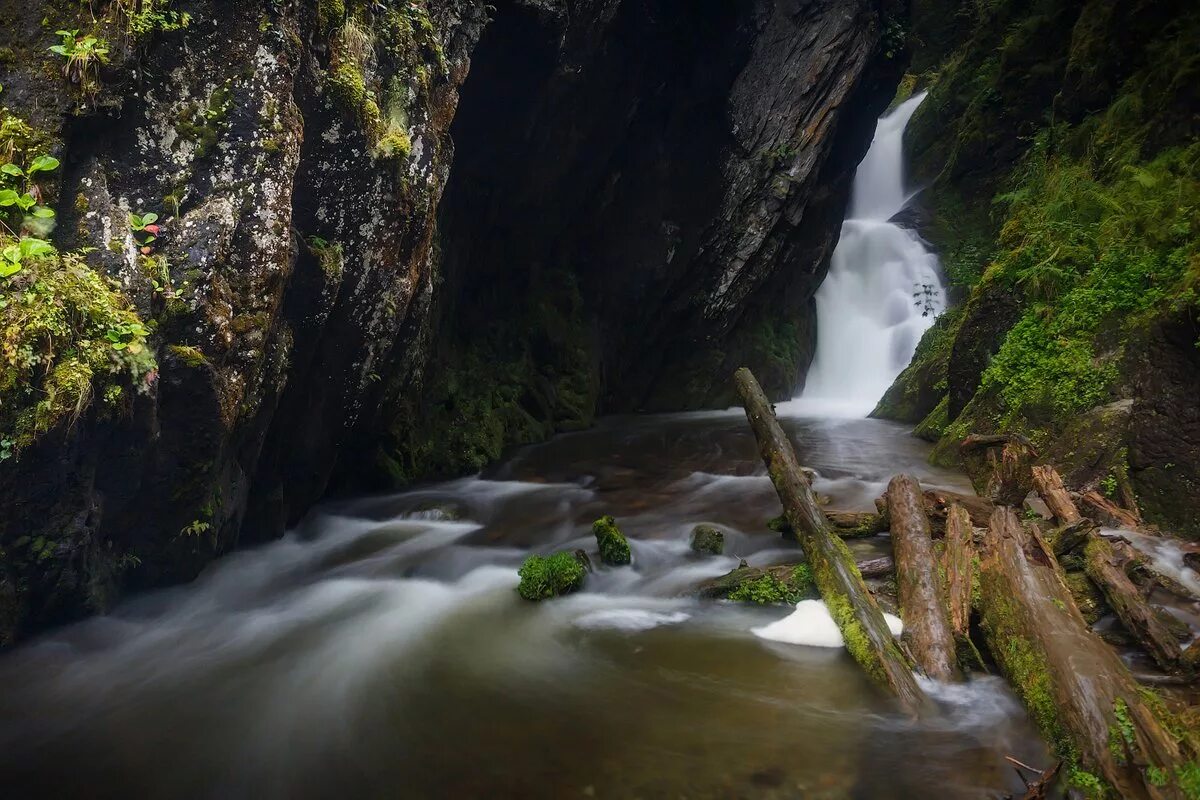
[796,92,945,417]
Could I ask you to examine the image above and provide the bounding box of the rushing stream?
[0,95,1054,799]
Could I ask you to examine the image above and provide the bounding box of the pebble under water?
[0,409,1051,799]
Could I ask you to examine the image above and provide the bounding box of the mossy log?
[978,507,1191,799]
[698,556,895,601]
[1032,466,1183,673]
[877,488,992,536]
[887,474,962,682]
[943,503,974,639]
[771,511,885,539]
[1032,465,1083,525]
[734,367,929,714]
[1085,535,1185,675]
[961,436,1037,506]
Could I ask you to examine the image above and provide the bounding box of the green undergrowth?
[1,245,155,456]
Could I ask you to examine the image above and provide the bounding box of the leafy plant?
[104,320,151,351]
[0,237,55,277]
[49,30,110,92]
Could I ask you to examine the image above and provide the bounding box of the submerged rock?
[690,525,725,555]
[593,516,631,566]
[517,552,586,601]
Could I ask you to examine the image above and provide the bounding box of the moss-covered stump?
[593,515,631,566]
[690,524,725,555]
[516,552,587,601]
[698,564,815,604]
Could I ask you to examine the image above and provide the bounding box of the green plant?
[0,237,54,277]
[49,30,110,91]
[0,152,58,236]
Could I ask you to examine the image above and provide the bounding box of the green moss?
[166,344,207,368]
[727,565,813,604]
[593,515,631,566]
[1,247,155,455]
[317,0,345,32]
[176,82,232,159]
[516,552,585,601]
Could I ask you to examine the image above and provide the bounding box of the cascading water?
[794,92,945,417]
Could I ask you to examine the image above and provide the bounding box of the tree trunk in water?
[1084,534,1185,674]
[977,507,1189,799]
[733,368,929,715]
[1031,465,1082,525]
[886,474,962,682]
[943,503,974,639]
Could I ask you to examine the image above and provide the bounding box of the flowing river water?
[0,97,1060,799]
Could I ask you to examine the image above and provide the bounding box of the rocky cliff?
[875,0,1200,537]
[0,0,899,641]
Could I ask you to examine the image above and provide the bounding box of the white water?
[795,92,945,417]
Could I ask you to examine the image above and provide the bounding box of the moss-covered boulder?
[516,552,587,601]
[593,515,631,566]
[690,524,724,555]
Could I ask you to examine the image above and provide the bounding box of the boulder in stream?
[517,552,587,601]
[593,516,631,566]
[690,525,725,555]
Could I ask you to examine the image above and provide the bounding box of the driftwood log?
[877,488,993,536]
[1076,490,1142,530]
[977,507,1191,799]
[734,368,929,714]
[886,474,961,682]
[1031,465,1184,674]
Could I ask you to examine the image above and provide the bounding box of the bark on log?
[923,488,994,532]
[943,503,974,639]
[1031,465,1082,525]
[977,507,1190,799]
[1076,490,1142,530]
[1084,534,1185,674]
[886,474,962,682]
[734,368,929,714]
[826,511,887,537]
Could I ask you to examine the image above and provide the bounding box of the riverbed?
[0,408,1049,799]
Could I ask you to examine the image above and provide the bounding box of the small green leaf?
[1,163,23,177]
[141,212,158,225]
[30,206,55,218]
[0,260,21,278]
[2,244,20,263]
[0,189,18,206]
[19,238,55,259]
[28,155,60,174]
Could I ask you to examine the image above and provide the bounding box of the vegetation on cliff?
[883,0,1200,536]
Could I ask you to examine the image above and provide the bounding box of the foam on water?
[751,599,903,648]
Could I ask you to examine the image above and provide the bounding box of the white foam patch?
[573,609,691,632]
[751,600,903,648]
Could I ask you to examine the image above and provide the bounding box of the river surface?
[0,409,1049,799]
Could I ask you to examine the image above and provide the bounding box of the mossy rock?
[593,515,631,566]
[516,552,586,601]
[690,524,724,555]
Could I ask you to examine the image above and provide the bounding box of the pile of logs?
[733,368,1199,799]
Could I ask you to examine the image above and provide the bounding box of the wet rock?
[572,549,594,574]
[690,525,725,555]
[593,516,631,566]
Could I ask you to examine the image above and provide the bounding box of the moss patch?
[516,552,586,601]
[593,515,631,566]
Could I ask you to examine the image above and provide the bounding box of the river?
[0,95,1051,799]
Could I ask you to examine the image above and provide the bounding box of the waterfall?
[791,92,945,417]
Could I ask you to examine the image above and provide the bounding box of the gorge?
[2,0,1200,797]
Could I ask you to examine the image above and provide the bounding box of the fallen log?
[1031,465,1082,525]
[698,557,895,600]
[734,368,929,714]
[1076,490,1142,530]
[943,503,974,639]
[922,488,994,532]
[771,511,886,540]
[886,474,961,682]
[1084,534,1185,674]
[1030,466,1184,673]
[978,507,1191,799]
[961,434,1038,506]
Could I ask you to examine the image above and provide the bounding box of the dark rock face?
[0,0,896,640]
